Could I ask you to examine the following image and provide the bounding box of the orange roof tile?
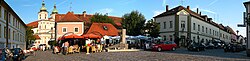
[56,12,83,22]
[55,12,122,25]
[26,20,40,28]
[86,23,118,36]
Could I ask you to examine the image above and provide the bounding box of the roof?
[154,6,203,20]
[56,12,83,22]
[52,5,58,14]
[226,26,236,35]
[55,12,122,26]
[26,20,39,28]
[40,1,47,12]
[34,35,41,39]
[86,23,118,36]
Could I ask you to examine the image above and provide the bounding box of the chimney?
[197,8,199,13]
[187,6,190,10]
[166,5,168,11]
[83,11,86,17]
[199,12,201,15]
[204,16,207,21]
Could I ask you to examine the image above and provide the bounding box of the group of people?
[53,38,106,55]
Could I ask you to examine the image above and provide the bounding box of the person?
[86,39,91,54]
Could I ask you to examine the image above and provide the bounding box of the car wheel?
[172,47,176,51]
[157,47,162,52]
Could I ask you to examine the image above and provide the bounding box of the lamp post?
[243,1,250,57]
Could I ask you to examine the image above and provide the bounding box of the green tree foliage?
[122,11,146,36]
[26,26,35,48]
[144,19,160,38]
[90,13,115,25]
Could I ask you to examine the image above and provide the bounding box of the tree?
[26,26,35,49]
[144,19,160,38]
[90,13,115,25]
[122,11,146,36]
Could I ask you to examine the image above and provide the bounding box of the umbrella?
[64,34,83,39]
[82,33,101,39]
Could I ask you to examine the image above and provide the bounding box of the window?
[62,27,67,33]
[39,14,41,19]
[163,22,166,29]
[181,21,185,28]
[4,26,6,38]
[13,31,14,40]
[206,27,207,33]
[193,23,195,30]
[12,18,15,25]
[202,26,204,32]
[169,35,173,41]
[170,21,173,28]
[8,29,10,39]
[74,27,79,32]
[45,25,46,29]
[0,24,1,38]
[0,6,2,18]
[4,10,7,21]
[213,30,214,35]
[163,36,166,41]
[220,33,222,37]
[209,29,211,34]
[8,14,10,23]
[198,25,200,31]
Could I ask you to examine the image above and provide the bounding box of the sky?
[4,0,249,37]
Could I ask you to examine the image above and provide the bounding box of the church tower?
[38,1,48,20]
[50,4,58,21]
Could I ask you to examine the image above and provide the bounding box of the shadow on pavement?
[161,48,250,59]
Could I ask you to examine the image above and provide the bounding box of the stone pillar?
[122,29,126,44]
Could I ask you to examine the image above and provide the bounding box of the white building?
[154,5,233,46]
[27,1,58,48]
[0,0,27,49]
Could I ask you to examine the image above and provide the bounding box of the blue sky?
[5,0,248,36]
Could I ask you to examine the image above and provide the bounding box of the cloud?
[191,6,217,15]
[49,0,68,11]
[199,9,217,15]
[162,0,166,7]
[22,4,35,7]
[97,8,114,14]
[153,10,165,16]
[208,0,218,6]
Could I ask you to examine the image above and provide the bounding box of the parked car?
[205,42,215,49]
[152,41,177,52]
[11,48,25,61]
[187,42,205,52]
[224,43,245,52]
[212,41,224,49]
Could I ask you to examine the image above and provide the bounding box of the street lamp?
[243,1,250,57]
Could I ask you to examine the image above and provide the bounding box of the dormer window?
[103,26,108,30]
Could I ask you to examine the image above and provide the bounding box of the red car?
[152,41,177,51]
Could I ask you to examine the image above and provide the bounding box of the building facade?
[27,1,57,48]
[0,0,27,49]
[56,12,84,38]
[154,5,235,46]
[27,1,122,48]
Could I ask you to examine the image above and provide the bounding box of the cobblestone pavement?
[23,48,250,61]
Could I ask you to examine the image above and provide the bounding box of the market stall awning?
[64,34,83,39]
[82,33,101,39]
[58,34,84,41]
